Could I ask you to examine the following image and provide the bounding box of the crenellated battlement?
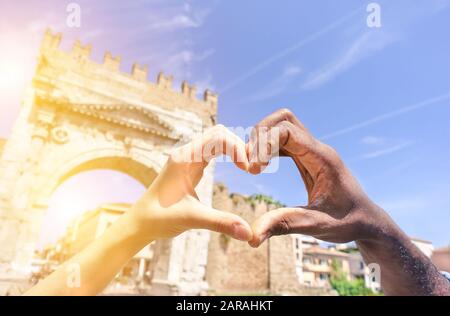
[157,72,173,90]
[72,40,92,60]
[181,81,197,99]
[204,90,218,107]
[38,29,218,115]
[132,63,148,82]
[41,29,62,51]
[103,51,121,71]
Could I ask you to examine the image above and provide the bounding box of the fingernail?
[232,223,251,241]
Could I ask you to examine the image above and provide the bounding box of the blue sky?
[1,0,449,247]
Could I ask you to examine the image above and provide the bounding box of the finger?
[248,108,306,154]
[175,125,249,171]
[167,125,249,195]
[248,207,334,247]
[246,121,301,174]
[186,198,253,241]
[251,108,306,132]
[202,125,249,171]
[249,116,321,177]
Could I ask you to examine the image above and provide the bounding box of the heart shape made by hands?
[133,124,254,242]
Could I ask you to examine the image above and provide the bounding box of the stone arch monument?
[0,29,218,295]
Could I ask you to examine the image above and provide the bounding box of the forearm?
[25,211,152,296]
[357,206,450,296]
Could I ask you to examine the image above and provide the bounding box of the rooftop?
[433,245,450,253]
[304,246,349,258]
[410,237,433,244]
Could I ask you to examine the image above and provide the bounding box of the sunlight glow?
[0,32,35,97]
[37,170,145,249]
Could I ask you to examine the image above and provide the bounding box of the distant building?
[292,235,320,284]
[301,246,350,287]
[432,246,450,272]
[330,243,381,292]
[411,237,434,258]
[348,252,381,292]
[33,203,156,294]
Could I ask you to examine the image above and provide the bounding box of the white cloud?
[240,64,302,104]
[360,140,414,160]
[361,136,385,145]
[161,48,215,88]
[147,14,200,31]
[283,65,302,76]
[128,2,217,93]
[193,72,217,95]
[357,136,414,160]
[302,30,396,90]
[81,29,104,41]
[219,6,363,93]
[145,4,212,32]
[321,91,450,140]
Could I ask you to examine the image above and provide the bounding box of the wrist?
[356,201,405,245]
[119,209,155,247]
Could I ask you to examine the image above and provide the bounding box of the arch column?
[12,205,48,273]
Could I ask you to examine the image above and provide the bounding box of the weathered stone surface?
[207,183,337,296]
[0,29,217,295]
[207,184,269,293]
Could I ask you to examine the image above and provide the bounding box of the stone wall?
[206,183,270,294]
[206,183,336,296]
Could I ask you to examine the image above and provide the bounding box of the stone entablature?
[37,29,218,128]
[0,29,218,295]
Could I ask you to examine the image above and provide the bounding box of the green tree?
[330,259,379,296]
[247,194,285,208]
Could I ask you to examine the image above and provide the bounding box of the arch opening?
[37,156,158,249]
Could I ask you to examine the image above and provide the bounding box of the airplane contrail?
[219,6,363,94]
[321,91,450,140]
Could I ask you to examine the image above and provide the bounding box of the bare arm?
[25,125,252,295]
[247,108,450,296]
[24,211,152,295]
[356,212,449,295]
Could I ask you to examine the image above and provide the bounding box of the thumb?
[186,198,253,241]
[249,207,324,247]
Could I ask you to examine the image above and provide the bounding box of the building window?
[360,261,364,270]
[319,273,328,280]
[319,259,328,266]
[303,257,311,264]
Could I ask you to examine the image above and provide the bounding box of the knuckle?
[208,124,226,137]
[214,124,227,133]
[214,218,229,234]
[277,120,291,130]
[277,120,292,135]
[252,123,264,135]
[268,214,292,236]
[206,126,227,145]
[277,107,293,119]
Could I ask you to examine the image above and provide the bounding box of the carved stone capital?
[51,126,70,144]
